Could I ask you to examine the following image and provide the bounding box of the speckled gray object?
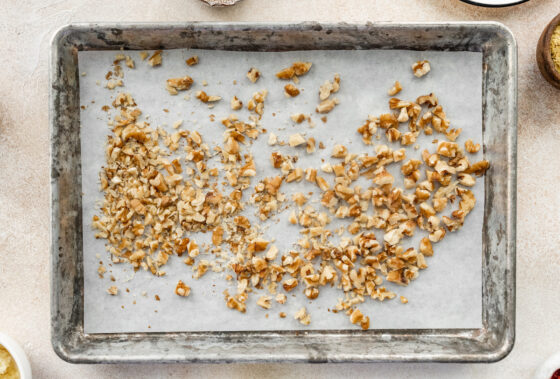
[49,22,517,363]
[199,0,243,6]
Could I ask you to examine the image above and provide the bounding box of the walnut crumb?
[186,55,199,66]
[107,286,118,296]
[148,50,162,67]
[284,84,300,97]
[412,60,431,77]
[196,91,221,103]
[175,280,191,297]
[388,81,402,96]
[294,307,311,325]
[247,67,261,83]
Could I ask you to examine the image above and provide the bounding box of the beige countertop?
[1,0,558,377]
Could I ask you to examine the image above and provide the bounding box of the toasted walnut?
[379,113,398,129]
[332,144,348,158]
[175,280,191,297]
[257,295,272,309]
[224,290,247,313]
[276,293,287,304]
[292,62,312,76]
[276,61,312,79]
[306,138,316,154]
[289,133,306,147]
[465,139,481,153]
[412,60,430,77]
[186,55,199,66]
[400,296,408,304]
[319,74,341,100]
[388,81,402,96]
[437,141,459,158]
[231,96,243,110]
[284,84,300,97]
[417,93,438,107]
[166,76,193,95]
[419,237,433,257]
[294,307,311,325]
[305,287,319,299]
[107,286,118,296]
[196,91,221,103]
[291,113,307,123]
[316,98,339,114]
[139,51,148,60]
[458,173,476,187]
[316,176,330,191]
[247,67,261,83]
[283,278,298,291]
[268,132,278,146]
[148,50,162,66]
[466,160,490,176]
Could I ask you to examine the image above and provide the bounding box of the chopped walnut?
[231,96,243,110]
[294,307,311,325]
[284,84,300,97]
[276,61,312,80]
[186,55,199,66]
[247,67,261,83]
[465,139,481,153]
[412,60,430,77]
[388,81,402,96]
[257,295,272,309]
[196,91,221,103]
[276,293,287,304]
[319,74,340,100]
[107,286,118,296]
[331,144,348,158]
[291,113,308,123]
[148,50,162,66]
[166,76,193,95]
[289,133,306,147]
[175,280,191,297]
[316,98,339,114]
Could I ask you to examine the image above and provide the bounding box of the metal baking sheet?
[50,22,517,363]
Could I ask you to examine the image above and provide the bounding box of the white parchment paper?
[79,48,484,333]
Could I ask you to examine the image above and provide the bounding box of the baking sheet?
[78,48,484,334]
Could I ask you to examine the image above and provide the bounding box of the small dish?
[537,13,560,89]
[0,333,32,379]
[199,0,242,6]
[459,0,529,7]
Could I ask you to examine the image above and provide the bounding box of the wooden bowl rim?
[541,13,560,82]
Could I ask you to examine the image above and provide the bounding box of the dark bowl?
[536,13,560,89]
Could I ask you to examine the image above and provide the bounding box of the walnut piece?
[412,60,431,77]
[284,84,300,97]
[276,61,312,80]
[388,81,402,96]
[196,91,221,103]
[166,76,193,95]
[148,50,162,67]
[186,55,199,66]
[316,98,339,114]
[247,67,261,83]
[175,280,191,297]
[294,307,311,325]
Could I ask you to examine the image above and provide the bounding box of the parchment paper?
[79,48,484,333]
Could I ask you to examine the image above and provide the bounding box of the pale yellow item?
[0,345,20,379]
[551,25,560,74]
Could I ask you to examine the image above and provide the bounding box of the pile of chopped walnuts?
[94,55,489,330]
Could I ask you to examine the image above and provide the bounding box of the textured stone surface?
[0,0,558,377]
